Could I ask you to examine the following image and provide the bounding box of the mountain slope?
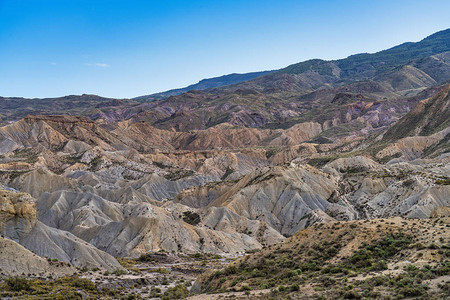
[204,28,450,95]
[383,84,450,140]
[194,217,450,299]
[0,94,137,126]
[131,29,450,131]
[279,28,450,81]
[0,236,76,277]
[134,70,274,101]
[0,188,124,271]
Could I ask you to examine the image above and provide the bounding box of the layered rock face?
[0,115,324,155]
[0,189,123,271]
[322,157,450,219]
[2,152,447,262]
[0,189,36,239]
[0,236,76,277]
[27,169,284,256]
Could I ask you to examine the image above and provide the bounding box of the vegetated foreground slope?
[195,216,450,299]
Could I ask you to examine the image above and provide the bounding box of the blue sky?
[1,0,449,98]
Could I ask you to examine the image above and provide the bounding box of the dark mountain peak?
[422,28,450,41]
[269,28,450,84]
[134,70,274,101]
[279,58,331,75]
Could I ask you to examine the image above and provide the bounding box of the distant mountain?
[287,28,450,76]
[225,28,450,92]
[133,70,274,101]
[132,28,449,131]
[0,94,137,126]
[383,84,450,140]
[130,28,450,102]
[1,29,448,132]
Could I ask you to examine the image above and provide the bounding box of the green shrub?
[342,290,361,299]
[5,277,31,291]
[399,286,427,297]
[88,156,102,171]
[69,277,96,291]
[182,211,201,226]
[230,279,239,287]
[112,269,127,276]
[161,284,189,299]
[406,264,418,272]
[241,285,251,291]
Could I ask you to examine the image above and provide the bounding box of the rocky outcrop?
[0,189,123,271]
[0,236,76,277]
[383,85,450,140]
[377,127,450,160]
[34,188,284,257]
[431,206,450,218]
[176,165,344,236]
[0,115,324,158]
[0,190,36,239]
[323,157,450,219]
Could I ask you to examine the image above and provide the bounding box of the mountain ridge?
[134,70,275,101]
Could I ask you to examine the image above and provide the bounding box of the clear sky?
[1,0,449,99]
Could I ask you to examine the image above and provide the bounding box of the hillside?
[127,29,450,132]
[1,29,448,133]
[194,216,450,299]
[134,70,274,101]
[243,28,450,91]
[0,103,447,264]
[0,94,138,126]
[383,84,450,139]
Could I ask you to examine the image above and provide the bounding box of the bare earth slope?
[0,189,123,271]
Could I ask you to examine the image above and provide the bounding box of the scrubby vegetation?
[4,276,32,292]
[164,169,194,180]
[60,153,84,166]
[0,276,121,299]
[182,211,201,226]
[11,148,38,163]
[190,252,222,261]
[88,155,103,171]
[161,284,189,299]
[435,176,450,185]
[198,219,450,299]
